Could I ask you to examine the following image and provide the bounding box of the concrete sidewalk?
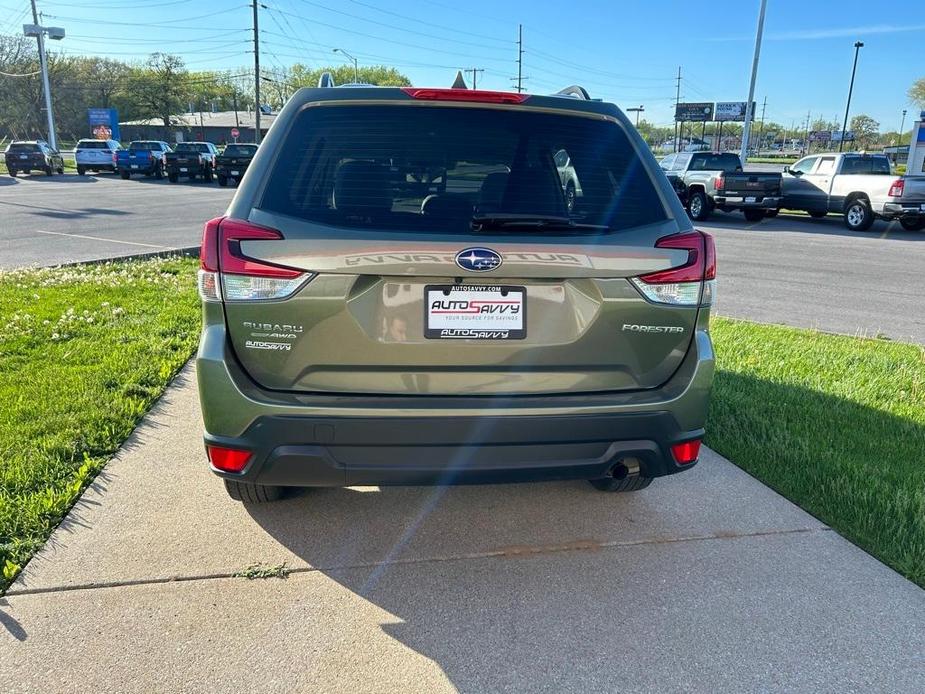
[2,366,924,693]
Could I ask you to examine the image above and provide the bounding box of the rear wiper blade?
[471,215,608,232]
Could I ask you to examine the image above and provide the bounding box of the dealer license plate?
[425,285,526,340]
[180,167,188,172]
[131,164,138,169]
[745,196,756,203]
[231,170,239,176]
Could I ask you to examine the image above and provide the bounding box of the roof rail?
[554,85,590,100]
[317,72,335,88]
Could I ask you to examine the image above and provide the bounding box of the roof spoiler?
[317,72,335,88]
[554,85,590,100]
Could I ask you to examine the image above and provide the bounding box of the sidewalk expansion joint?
[7,526,830,597]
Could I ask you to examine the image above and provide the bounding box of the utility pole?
[803,110,811,155]
[28,0,58,149]
[839,40,863,152]
[740,0,767,162]
[626,106,644,127]
[899,108,907,148]
[252,0,261,144]
[515,24,523,93]
[233,92,240,129]
[674,66,681,152]
[464,68,484,89]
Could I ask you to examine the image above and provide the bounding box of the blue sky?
[4,0,923,129]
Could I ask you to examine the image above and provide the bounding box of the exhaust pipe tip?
[609,457,641,480]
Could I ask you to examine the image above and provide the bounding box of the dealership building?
[118,110,275,144]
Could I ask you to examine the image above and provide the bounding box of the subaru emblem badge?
[455,247,502,272]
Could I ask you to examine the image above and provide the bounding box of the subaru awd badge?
[455,247,502,272]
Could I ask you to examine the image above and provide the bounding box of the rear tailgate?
[721,172,781,198]
[219,100,704,397]
[899,176,925,205]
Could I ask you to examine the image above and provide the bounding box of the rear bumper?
[196,313,715,488]
[880,202,925,219]
[715,195,781,209]
[216,164,248,176]
[166,162,206,174]
[205,412,703,487]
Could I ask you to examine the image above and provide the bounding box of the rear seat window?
[260,105,667,233]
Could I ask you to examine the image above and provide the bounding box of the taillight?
[630,231,715,306]
[401,87,528,104]
[198,217,309,302]
[889,179,904,197]
[206,445,251,473]
[715,174,724,191]
[671,439,701,465]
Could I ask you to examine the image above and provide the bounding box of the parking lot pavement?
[0,174,234,268]
[2,366,924,693]
[701,211,925,343]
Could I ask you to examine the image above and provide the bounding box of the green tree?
[287,64,410,91]
[909,77,925,108]
[850,114,880,149]
[122,53,189,127]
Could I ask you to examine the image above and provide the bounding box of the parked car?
[116,140,172,179]
[659,151,781,222]
[4,140,64,177]
[75,138,121,175]
[165,141,219,183]
[197,80,716,503]
[780,152,925,231]
[214,143,259,187]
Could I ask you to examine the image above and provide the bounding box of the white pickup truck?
[780,152,925,231]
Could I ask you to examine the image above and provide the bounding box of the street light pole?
[740,0,767,163]
[839,41,864,152]
[333,48,358,83]
[899,109,907,148]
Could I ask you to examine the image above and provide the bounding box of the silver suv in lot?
[196,82,716,502]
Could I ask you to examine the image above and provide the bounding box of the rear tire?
[565,181,576,212]
[686,190,711,221]
[217,174,228,187]
[589,476,653,492]
[223,479,284,503]
[120,170,130,180]
[8,169,15,177]
[203,164,213,183]
[45,165,53,176]
[77,166,86,176]
[743,208,765,222]
[809,210,828,219]
[764,209,779,218]
[167,172,178,183]
[154,163,164,180]
[57,167,64,175]
[899,218,925,231]
[844,198,874,231]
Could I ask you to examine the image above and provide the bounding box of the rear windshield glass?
[176,143,210,152]
[261,105,667,233]
[689,153,741,172]
[8,143,40,152]
[77,140,110,149]
[223,144,257,157]
[129,142,161,151]
[841,157,891,175]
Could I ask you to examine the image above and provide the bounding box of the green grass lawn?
[708,318,925,586]
[0,257,199,590]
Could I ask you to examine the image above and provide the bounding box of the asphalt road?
[3,366,923,692]
[2,173,924,342]
[0,172,234,267]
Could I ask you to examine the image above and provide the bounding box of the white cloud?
[708,23,925,41]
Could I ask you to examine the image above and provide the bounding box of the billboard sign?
[675,102,714,122]
[808,130,831,142]
[830,130,855,143]
[87,108,120,142]
[714,101,756,121]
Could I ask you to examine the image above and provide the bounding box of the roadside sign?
[809,130,831,142]
[675,102,714,122]
[714,101,756,122]
[230,127,240,141]
[830,130,855,143]
[87,107,120,141]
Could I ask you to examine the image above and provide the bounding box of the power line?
[344,0,510,45]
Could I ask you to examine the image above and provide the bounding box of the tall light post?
[23,7,65,150]
[626,106,645,127]
[839,41,864,152]
[333,48,358,83]
[899,108,908,147]
[740,0,767,162]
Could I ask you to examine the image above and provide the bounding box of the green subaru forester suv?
[197,81,716,502]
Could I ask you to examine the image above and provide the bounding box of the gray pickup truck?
[780,152,925,231]
[660,151,781,222]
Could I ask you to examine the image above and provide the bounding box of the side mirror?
[783,166,790,174]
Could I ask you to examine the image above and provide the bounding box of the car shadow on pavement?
[235,369,925,690]
[8,175,98,183]
[0,177,17,187]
